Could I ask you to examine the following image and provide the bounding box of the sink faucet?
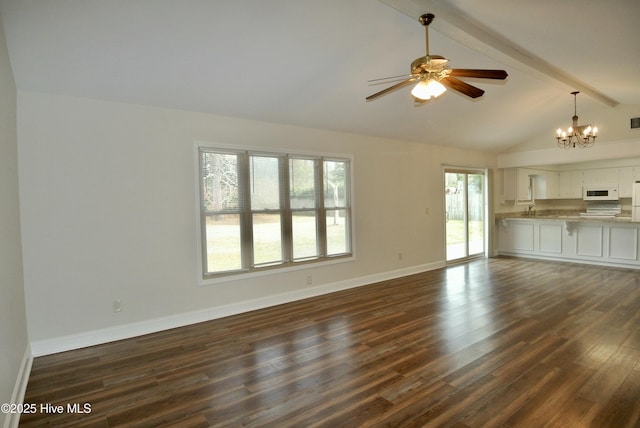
[527,204,536,216]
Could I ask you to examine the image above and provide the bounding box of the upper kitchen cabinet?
[503,168,533,201]
[558,170,584,199]
[502,158,640,202]
[621,166,640,197]
[619,167,633,197]
[503,168,560,200]
[534,171,560,199]
[582,168,619,186]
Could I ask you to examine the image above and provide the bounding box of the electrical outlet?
[307,275,313,285]
[112,299,123,313]
[398,252,403,260]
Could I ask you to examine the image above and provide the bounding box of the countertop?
[495,210,634,223]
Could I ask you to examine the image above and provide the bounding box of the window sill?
[198,254,355,286]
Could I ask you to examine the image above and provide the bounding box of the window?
[198,147,352,279]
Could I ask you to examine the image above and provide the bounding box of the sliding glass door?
[445,169,486,262]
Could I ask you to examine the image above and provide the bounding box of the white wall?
[17,91,496,353]
[0,17,29,428]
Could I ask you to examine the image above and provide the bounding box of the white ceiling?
[1,0,639,152]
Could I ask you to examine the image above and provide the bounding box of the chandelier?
[556,91,598,148]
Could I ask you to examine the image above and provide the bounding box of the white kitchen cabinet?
[503,164,640,200]
[619,167,634,197]
[609,225,638,260]
[583,167,633,198]
[576,224,603,257]
[547,172,560,199]
[509,221,534,251]
[582,168,619,186]
[533,171,560,199]
[498,218,640,269]
[538,223,563,253]
[630,166,640,196]
[558,170,583,199]
[503,168,533,201]
[503,168,561,200]
[604,167,620,184]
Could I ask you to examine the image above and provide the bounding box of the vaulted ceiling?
[1,0,638,152]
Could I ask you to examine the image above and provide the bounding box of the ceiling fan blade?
[441,76,485,98]
[366,78,416,101]
[368,74,412,83]
[449,69,508,80]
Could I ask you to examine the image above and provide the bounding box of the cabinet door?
[582,169,596,186]
[583,168,619,186]
[619,167,633,197]
[533,174,547,199]
[576,224,603,257]
[609,225,638,261]
[499,221,534,252]
[539,223,562,253]
[547,172,560,199]
[503,168,533,201]
[602,168,620,185]
[559,171,583,199]
[517,169,533,200]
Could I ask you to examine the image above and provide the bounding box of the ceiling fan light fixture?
[411,78,446,100]
[365,13,507,103]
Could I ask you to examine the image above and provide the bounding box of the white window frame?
[195,143,354,284]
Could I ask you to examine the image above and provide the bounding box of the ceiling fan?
[366,13,508,102]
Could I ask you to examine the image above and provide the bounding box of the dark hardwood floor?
[19,256,640,427]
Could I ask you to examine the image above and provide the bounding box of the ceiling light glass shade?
[411,79,446,100]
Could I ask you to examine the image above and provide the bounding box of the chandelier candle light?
[556,91,598,148]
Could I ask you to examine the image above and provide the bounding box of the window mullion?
[281,155,293,263]
[317,158,327,257]
[239,152,253,270]
[341,160,352,254]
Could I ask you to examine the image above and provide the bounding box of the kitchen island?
[496,213,640,269]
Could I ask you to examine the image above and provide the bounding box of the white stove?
[579,203,621,219]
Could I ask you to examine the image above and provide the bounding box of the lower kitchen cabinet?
[498,218,640,268]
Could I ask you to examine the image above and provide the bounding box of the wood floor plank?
[503,362,596,427]
[19,256,640,427]
[590,366,640,427]
[459,362,562,427]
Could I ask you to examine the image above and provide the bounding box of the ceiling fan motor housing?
[411,55,449,75]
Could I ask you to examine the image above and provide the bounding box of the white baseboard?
[3,345,33,428]
[30,261,445,357]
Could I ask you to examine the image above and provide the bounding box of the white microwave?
[583,185,619,201]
